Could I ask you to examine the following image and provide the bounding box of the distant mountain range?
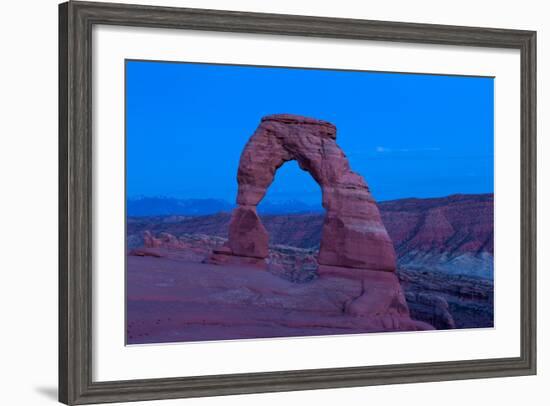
[127,197,234,217]
[127,193,494,279]
[127,196,322,216]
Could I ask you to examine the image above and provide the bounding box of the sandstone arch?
[212,114,397,276]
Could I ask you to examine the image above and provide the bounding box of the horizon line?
[127,191,495,204]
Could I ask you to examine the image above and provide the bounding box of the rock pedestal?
[227,206,269,258]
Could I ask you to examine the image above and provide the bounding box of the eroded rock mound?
[211,114,396,273]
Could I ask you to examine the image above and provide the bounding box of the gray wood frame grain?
[59,1,536,404]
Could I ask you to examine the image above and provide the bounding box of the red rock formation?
[143,230,162,248]
[227,206,269,258]
[143,230,187,250]
[380,194,494,257]
[212,114,396,273]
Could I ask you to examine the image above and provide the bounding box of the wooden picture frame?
[59,1,536,404]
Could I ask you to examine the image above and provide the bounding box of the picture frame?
[59,1,536,404]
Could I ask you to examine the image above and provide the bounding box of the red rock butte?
[210,113,397,278]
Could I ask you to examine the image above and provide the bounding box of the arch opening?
[258,160,323,218]
[256,160,324,282]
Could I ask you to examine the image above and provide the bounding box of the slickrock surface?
[127,245,432,344]
[129,221,493,331]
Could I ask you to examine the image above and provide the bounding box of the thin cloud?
[375,146,441,153]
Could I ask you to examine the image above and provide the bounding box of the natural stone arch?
[212,114,396,275]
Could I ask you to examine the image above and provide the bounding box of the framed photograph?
[59,1,536,404]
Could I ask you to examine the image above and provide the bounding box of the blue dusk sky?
[126,60,494,204]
